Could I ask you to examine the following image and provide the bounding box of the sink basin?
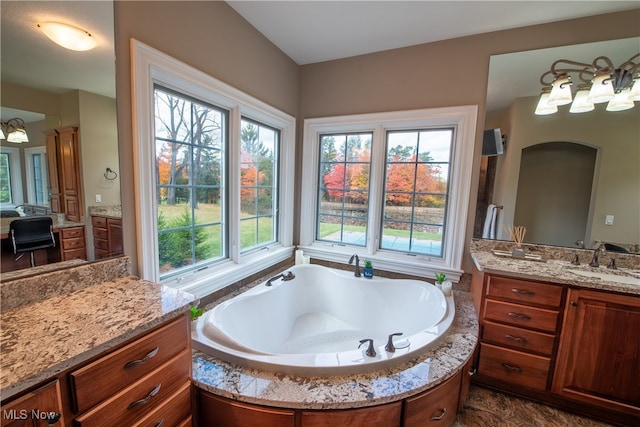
[566,269,640,286]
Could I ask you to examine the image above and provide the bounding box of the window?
[0,147,23,206]
[24,147,49,206]
[300,107,477,282]
[0,152,12,204]
[132,40,295,296]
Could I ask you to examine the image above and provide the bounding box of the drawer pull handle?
[505,334,528,343]
[501,363,523,372]
[511,288,535,296]
[507,312,531,320]
[127,383,161,409]
[47,412,61,425]
[154,420,164,427]
[430,407,447,421]
[124,346,159,369]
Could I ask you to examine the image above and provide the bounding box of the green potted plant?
[190,305,204,321]
[363,260,374,279]
[435,272,446,286]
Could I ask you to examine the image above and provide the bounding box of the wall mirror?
[477,37,639,252]
[0,1,121,278]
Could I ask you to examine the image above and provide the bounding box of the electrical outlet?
[605,215,614,225]
[95,194,102,203]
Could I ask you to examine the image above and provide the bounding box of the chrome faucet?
[588,243,606,268]
[348,254,361,277]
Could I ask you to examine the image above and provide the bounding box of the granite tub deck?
[470,239,640,295]
[192,287,478,410]
[0,257,198,400]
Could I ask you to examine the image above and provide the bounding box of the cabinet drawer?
[482,320,556,356]
[71,316,189,413]
[478,343,550,391]
[131,381,191,427]
[484,299,559,333]
[404,369,461,427]
[62,248,86,261]
[94,249,110,260]
[62,237,85,250]
[486,276,563,308]
[94,237,109,251]
[91,216,107,228]
[60,226,84,239]
[93,228,108,240]
[74,350,191,427]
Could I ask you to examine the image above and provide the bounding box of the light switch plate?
[95,194,102,203]
[605,214,614,225]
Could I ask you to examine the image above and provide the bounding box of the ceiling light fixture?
[535,53,639,115]
[37,22,97,51]
[1,118,30,143]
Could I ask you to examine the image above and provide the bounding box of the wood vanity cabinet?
[70,315,193,426]
[1,314,193,427]
[91,216,123,260]
[552,288,640,421]
[0,380,65,427]
[403,368,462,427]
[472,267,640,425]
[59,226,86,262]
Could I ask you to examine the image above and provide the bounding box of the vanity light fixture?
[37,22,97,51]
[535,53,639,115]
[0,118,29,143]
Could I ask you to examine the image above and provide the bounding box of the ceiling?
[1,1,638,119]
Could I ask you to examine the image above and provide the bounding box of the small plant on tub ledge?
[190,305,204,321]
[434,272,453,296]
[363,260,374,279]
[434,272,446,285]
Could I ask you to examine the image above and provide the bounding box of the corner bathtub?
[192,264,455,375]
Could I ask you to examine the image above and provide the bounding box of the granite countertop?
[192,290,478,410]
[0,269,197,400]
[88,205,122,219]
[470,239,640,296]
[0,215,84,236]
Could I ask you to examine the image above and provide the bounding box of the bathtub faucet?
[358,339,376,357]
[266,271,295,286]
[348,254,361,277]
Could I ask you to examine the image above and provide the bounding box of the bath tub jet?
[191,264,455,375]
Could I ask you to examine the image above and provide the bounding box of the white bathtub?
[192,264,455,375]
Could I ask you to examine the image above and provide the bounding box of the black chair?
[9,217,56,267]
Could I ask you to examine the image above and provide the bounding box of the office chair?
[9,217,56,267]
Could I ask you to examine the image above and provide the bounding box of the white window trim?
[24,146,49,206]
[300,106,478,282]
[0,146,23,206]
[130,39,295,296]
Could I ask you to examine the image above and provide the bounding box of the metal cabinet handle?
[511,288,535,296]
[154,420,164,427]
[507,312,531,320]
[505,334,528,343]
[127,384,161,409]
[124,346,159,369]
[501,363,523,372]
[430,407,447,421]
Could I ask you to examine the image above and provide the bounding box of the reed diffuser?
[508,225,527,258]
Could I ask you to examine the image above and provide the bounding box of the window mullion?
[229,106,242,263]
[367,125,386,256]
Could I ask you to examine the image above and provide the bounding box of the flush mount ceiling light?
[0,118,29,143]
[535,53,639,115]
[37,21,97,51]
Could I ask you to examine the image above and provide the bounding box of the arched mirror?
[475,37,639,253]
[0,1,121,276]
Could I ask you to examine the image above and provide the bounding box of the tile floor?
[456,386,615,426]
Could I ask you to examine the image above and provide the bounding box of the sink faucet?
[348,254,361,277]
[588,243,606,268]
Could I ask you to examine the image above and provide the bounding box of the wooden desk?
[1,222,86,273]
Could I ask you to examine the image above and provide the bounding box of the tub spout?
[266,271,295,286]
[358,338,376,357]
[348,254,361,277]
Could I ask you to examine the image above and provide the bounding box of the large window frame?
[300,107,477,282]
[131,39,295,296]
[0,146,23,206]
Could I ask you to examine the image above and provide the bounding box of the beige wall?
[492,96,639,248]
[113,4,640,276]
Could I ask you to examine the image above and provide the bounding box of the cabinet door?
[45,133,61,213]
[107,218,124,256]
[198,392,295,427]
[404,369,461,427]
[57,127,83,222]
[301,402,402,427]
[553,289,640,418]
[0,380,65,427]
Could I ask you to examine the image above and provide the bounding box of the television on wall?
[482,128,504,156]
